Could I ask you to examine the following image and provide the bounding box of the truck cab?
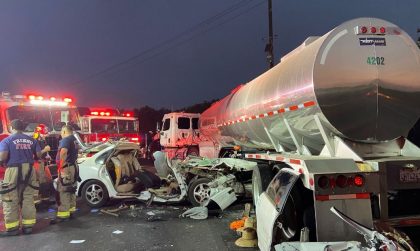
[160,112,200,156]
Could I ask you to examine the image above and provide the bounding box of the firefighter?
[33,124,53,200]
[0,119,50,237]
[50,125,79,224]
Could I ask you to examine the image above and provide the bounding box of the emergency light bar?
[30,99,68,107]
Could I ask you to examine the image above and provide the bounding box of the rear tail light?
[131,137,139,141]
[354,175,365,187]
[101,137,107,141]
[336,175,348,188]
[318,176,329,189]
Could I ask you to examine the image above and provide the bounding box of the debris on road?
[70,240,86,244]
[180,206,208,220]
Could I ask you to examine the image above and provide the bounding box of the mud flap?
[206,187,237,210]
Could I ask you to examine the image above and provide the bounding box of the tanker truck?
[161,17,420,249]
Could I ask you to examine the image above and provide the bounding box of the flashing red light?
[91,111,99,115]
[370,27,377,33]
[380,27,386,33]
[318,176,329,189]
[354,175,365,187]
[50,97,56,101]
[28,95,36,100]
[105,112,110,116]
[100,112,105,116]
[64,98,72,103]
[131,137,139,141]
[336,175,348,188]
[101,137,107,141]
[37,96,44,100]
[361,26,367,33]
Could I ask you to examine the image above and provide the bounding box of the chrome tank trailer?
[200,18,420,154]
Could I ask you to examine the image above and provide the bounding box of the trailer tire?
[273,186,304,242]
[252,164,273,206]
[188,177,212,206]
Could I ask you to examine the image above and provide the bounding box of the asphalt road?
[0,199,257,251]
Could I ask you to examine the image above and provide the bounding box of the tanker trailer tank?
[200,17,420,155]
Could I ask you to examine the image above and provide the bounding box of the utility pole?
[417,28,420,49]
[265,0,274,69]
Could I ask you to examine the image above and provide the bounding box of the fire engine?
[0,92,79,179]
[78,108,140,145]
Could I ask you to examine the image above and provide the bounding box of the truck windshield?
[6,106,80,132]
[90,118,138,133]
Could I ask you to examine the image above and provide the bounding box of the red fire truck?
[78,108,140,144]
[0,92,80,179]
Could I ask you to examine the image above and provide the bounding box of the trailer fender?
[256,168,300,251]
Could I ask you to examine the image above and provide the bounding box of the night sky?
[0,0,419,109]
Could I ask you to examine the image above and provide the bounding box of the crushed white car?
[77,142,253,208]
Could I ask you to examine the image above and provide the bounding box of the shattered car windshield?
[7,105,80,132]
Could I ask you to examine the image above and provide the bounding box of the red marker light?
[101,137,107,141]
[50,97,56,101]
[37,96,44,100]
[64,98,72,103]
[370,27,377,33]
[361,26,367,33]
[91,111,99,115]
[100,112,105,116]
[131,137,139,141]
[380,27,386,33]
[28,95,35,100]
[354,175,364,187]
[105,112,110,116]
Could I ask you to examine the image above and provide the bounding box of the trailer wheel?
[273,186,304,242]
[188,178,211,206]
[252,164,273,206]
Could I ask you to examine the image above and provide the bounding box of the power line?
[83,0,266,83]
[70,0,265,86]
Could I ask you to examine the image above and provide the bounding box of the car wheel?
[188,178,212,206]
[252,164,273,206]
[82,180,109,208]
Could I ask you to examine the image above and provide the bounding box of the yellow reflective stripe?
[57,211,70,218]
[5,221,19,230]
[22,219,36,225]
[69,207,76,212]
